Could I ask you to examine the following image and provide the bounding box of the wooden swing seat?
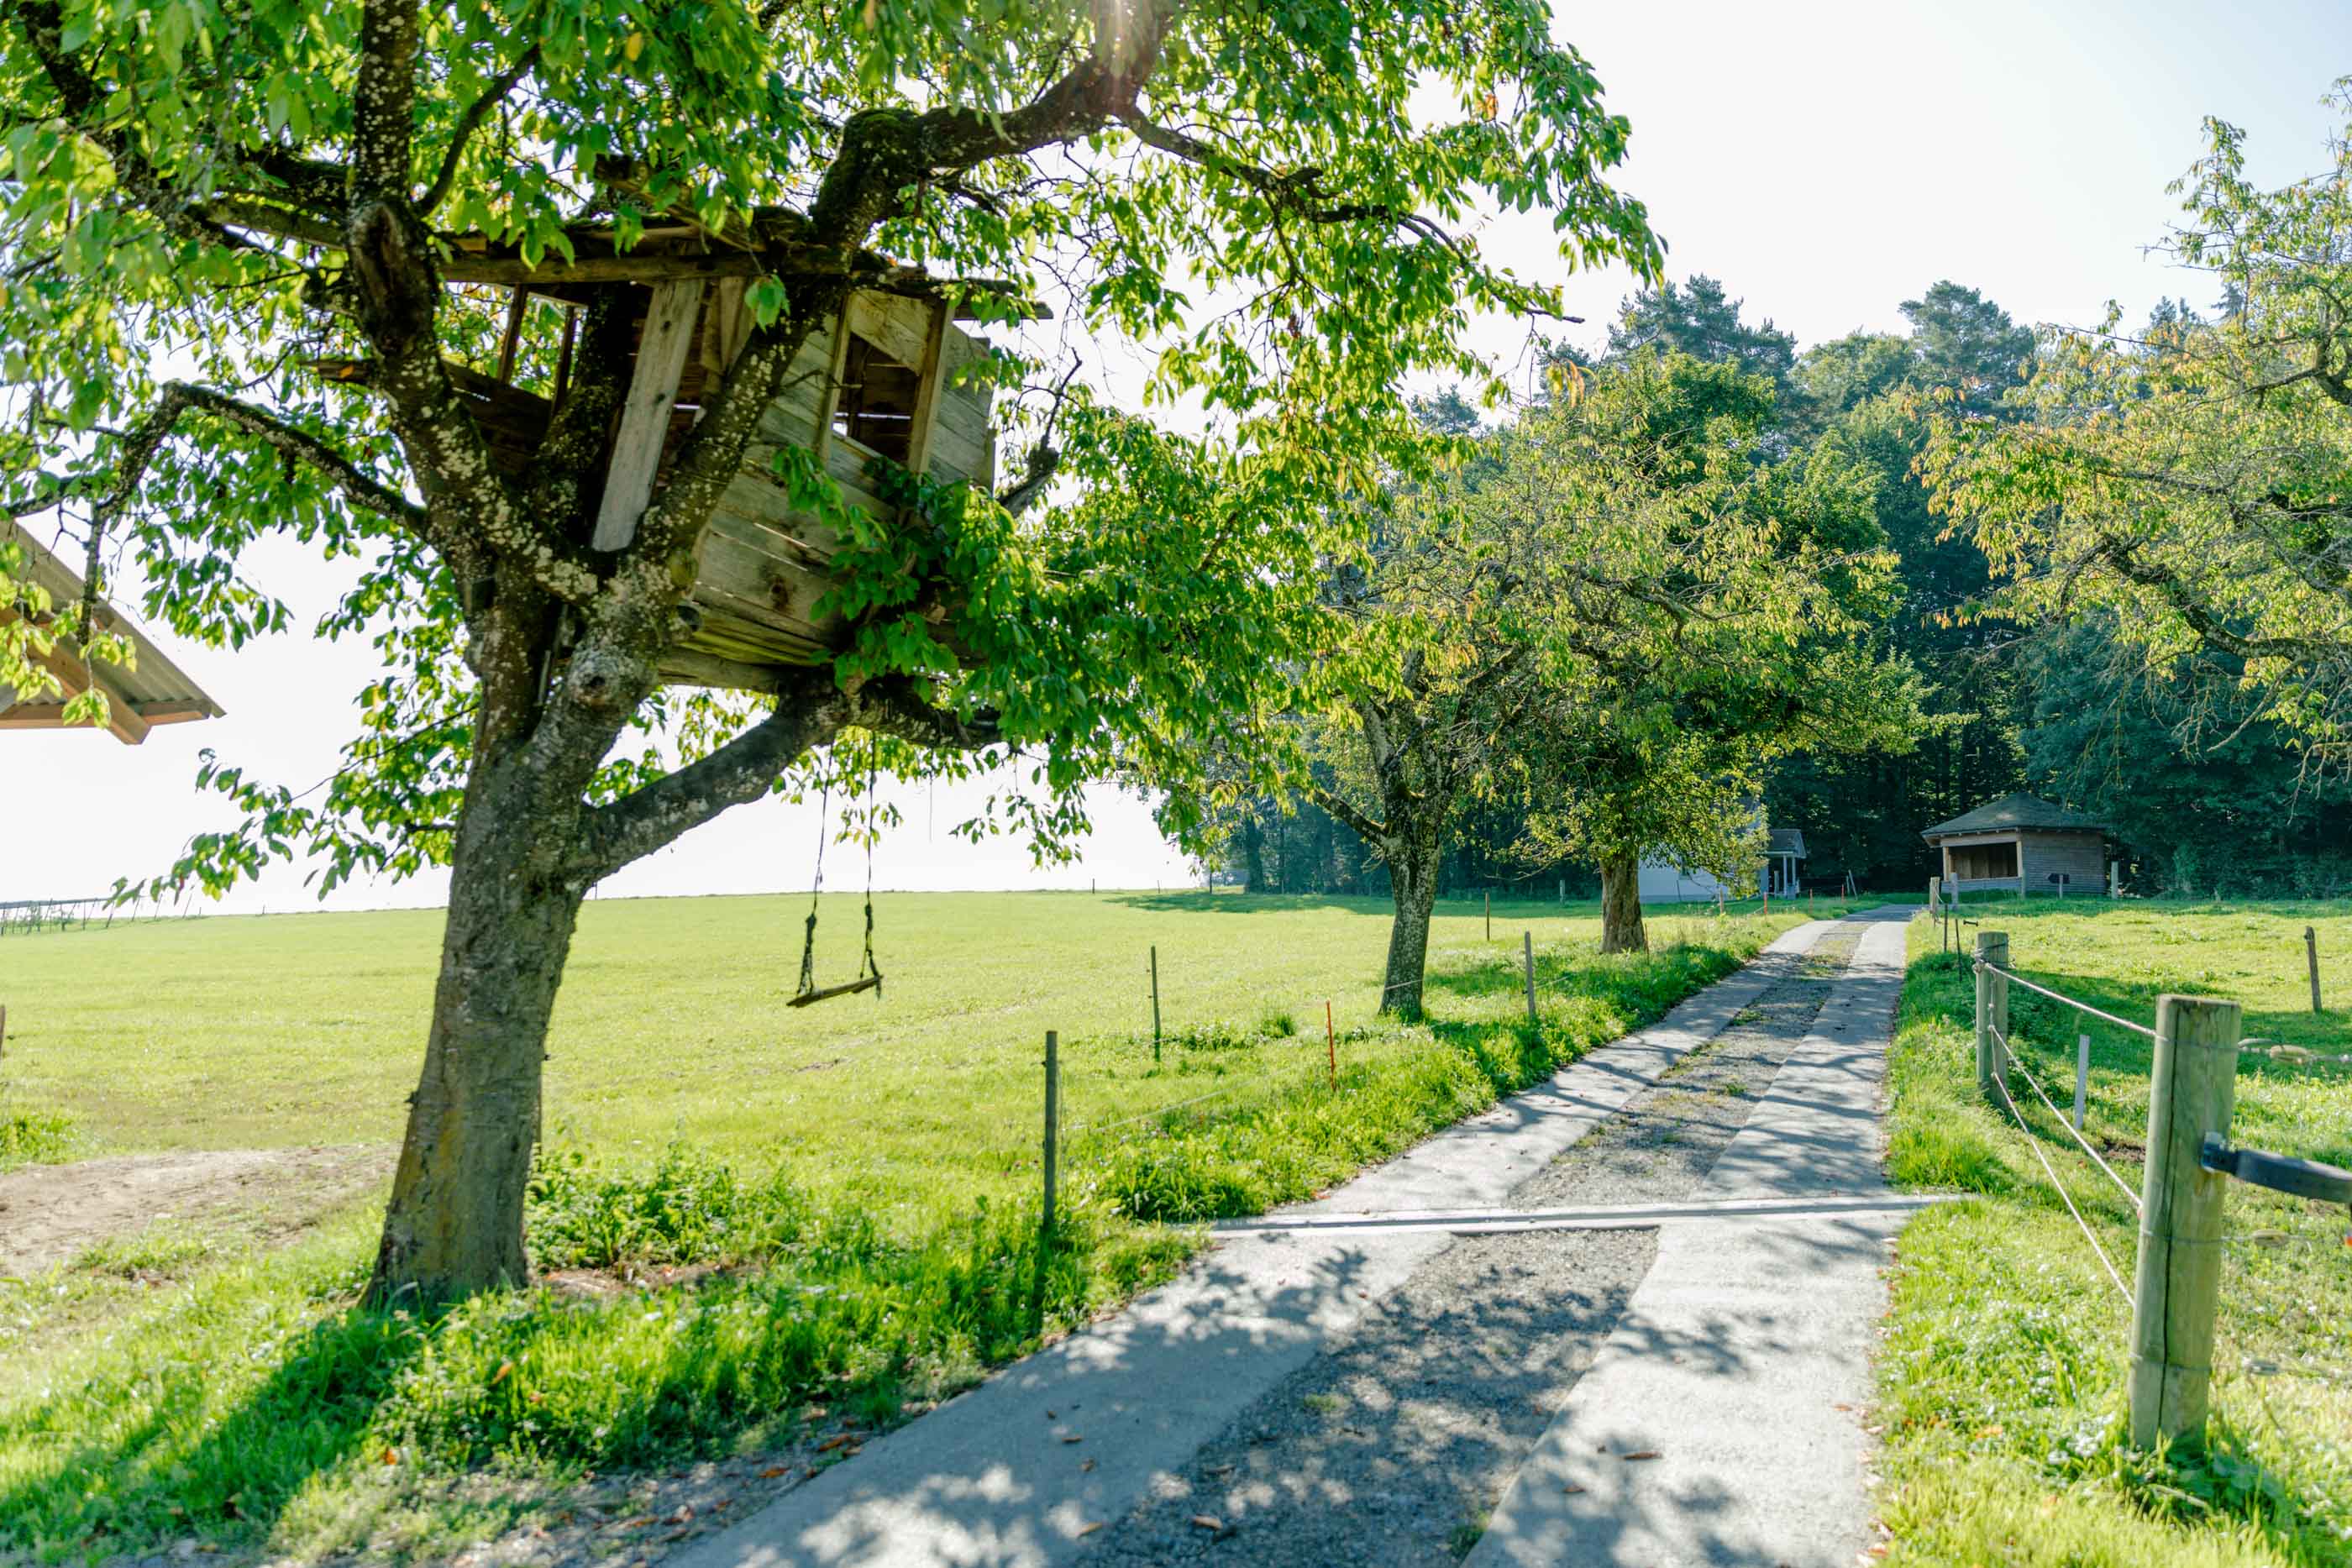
[786,973,882,1008]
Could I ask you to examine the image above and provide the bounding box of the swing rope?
[789,753,882,1008]
[795,779,828,999]
[858,748,881,994]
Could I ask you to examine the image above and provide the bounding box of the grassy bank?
[1877,899,2352,1565]
[0,889,1835,1563]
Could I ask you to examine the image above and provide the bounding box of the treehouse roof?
[0,520,225,744]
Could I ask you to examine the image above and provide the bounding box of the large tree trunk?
[1599,848,1648,955]
[366,744,589,1305]
[1379,827,1443,1015]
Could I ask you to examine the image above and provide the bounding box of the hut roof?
[1,520,224,744]
[1767,828,1807,857]
[1921,793,2106,842]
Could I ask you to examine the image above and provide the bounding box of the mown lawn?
[0,888,1840,1564]
[1878,899,2352,1566]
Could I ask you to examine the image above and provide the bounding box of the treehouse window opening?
[832,333,921,464]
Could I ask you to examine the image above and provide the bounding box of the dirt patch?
[0,1144,391,1277]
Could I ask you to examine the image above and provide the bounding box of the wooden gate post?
[2129,994,2241,1449]
[1974,931,2008,1097]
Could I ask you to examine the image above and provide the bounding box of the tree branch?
[418,41,541,216]
[352,0,423,200]
[575,671,1000,878]
[144,383,425,525]
[1308,783,1390,847]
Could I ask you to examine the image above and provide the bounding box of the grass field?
[0,887,1839,1564]
[1877,899,2352,1565]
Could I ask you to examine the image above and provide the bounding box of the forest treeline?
[1215,276,2352,903]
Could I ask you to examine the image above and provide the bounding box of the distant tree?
[2020,617,2352,897]
[1925,96,2352,758]
[0,0,1660,1299]
[1606,275,1798,392]
[1305,453,1559,1013]
[1899,281,2036,412]
[1488,354,1922,951]
[1768,283,2038,887]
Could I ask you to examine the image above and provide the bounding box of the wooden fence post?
[1522,931,1538,1024]
[1149,946,1163,1063]
[2074,1033,2090,1132]
[2129,994,2241,1449]
[1042,1030,1059,1238]
[2306,926,2322,1014]
[1974,931,2008,1098]
[1325,1000,1337,1091]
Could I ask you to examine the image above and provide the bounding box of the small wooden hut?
[0,520,223,744]
[1923,793,2113,897]
[418,220,1015,694]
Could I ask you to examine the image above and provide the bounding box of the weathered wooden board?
[554,285,1000,684]
[593,277,707,549]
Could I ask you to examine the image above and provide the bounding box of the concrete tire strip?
[1466,909,1912,1568]
[675,913,1915,1568]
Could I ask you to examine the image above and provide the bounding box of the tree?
[1305,440,1556,1015]
[2019,616,2352,898]
[1484,353,1921,952]
[1769,283,2036,888]
[0,0,1662,1299]
[1923,94,2352,756]
[1606,275,1798,395]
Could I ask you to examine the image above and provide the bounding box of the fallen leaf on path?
[1063,1434,1084,1444]
[617,1516,656,1529]
[1080,1459,1095,1472]
[668,1505,694,1523]
[1620,1450,1661,1461]
[1205,1464,1233,1476]
[1562,1485,1586,1495]
[816,1436,852,1453]
[1077,1522,1105,1537]
[760,1466,790,1478]
[1191,1514,1224,1531]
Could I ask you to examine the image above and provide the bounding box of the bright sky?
[7,0,2346,914]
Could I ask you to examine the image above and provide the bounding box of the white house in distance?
[1638,827,1807,903]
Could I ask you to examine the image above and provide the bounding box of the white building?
[1637,828,1807,903]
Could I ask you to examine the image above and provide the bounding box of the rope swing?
[789,751,884,1008]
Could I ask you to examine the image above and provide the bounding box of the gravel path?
[1072,928,1865,1568]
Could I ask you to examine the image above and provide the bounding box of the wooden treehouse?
[0,519,223,743]
[421,228,1016,695]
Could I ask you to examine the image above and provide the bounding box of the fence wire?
[1990,1023,2144,1213]
[1978,962,2158,1040]
[1987,1063,2134,1303]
